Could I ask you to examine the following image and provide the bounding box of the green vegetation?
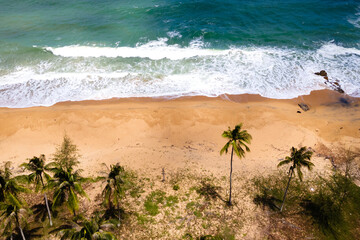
[52,135,80,171]
[144,190,178,216]
[302,173,360,239]
[0,130,359,239]
[51,215,117,240]
[47,137,88,217]
[220,123,252,205]
[252,169,360,239]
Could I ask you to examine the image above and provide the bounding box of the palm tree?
[278,146,314,212]
[0,162,29,202]
[48,166,88,217]
[220,123,252,205]
[0,193,28,240]
[51,215,117,240]
[20,155,53,226]
[102,163,127,224]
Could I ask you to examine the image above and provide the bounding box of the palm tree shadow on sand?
[32,200,59,223]
[253,190,282,211]
[197,181,228,203]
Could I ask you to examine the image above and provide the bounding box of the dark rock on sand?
[298,103,310,111]
[297,111,301,114]
[315,70,345,94]
[315,70,328,77]
[327,82,344,93]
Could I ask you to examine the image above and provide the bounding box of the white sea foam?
[45,38,225,60]
[348,6,360,28]
[1,42,360,108]
[167,31,182,38]
[317,43,360,57]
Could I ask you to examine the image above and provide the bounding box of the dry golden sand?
[0,89,359,238]
[0,89,359,177]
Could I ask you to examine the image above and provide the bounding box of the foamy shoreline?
[1,41,360,108]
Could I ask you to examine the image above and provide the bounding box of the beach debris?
[297,111,301,114]
[162,167,165,182]
[315,70,345,93]
[298,103,310,111]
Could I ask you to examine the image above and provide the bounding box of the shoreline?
[0,89,359,178]
[1,89,359,110]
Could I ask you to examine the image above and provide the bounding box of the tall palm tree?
[220,123,252,205]
[0,193,28,240]
[278,146,314,212]
[51,215,117,240]
[48,166,88,217]
[102,163,127,224]
[0,162,29,202]
[20,155,53,226]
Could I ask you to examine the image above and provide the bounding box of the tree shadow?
[300,198,343,239]
[31,200,58,222]
[101,207,127,222]
[253,191,281,211]
[10,224,43,240]
[197,181,227,203]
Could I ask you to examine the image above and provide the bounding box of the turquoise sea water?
[0,0,359,107]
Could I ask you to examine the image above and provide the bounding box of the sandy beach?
[0,89,360,239]
[0,89,359,178]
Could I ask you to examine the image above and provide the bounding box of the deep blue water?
[0,0,359,107]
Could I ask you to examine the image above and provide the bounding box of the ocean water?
[0,0,359,108]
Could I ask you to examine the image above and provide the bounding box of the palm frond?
[221,130,232,139]
[296,167,303,182]
[220,141,231,155]
[277,158,291,167]
[280,146,314,181]
[232,142,243,158]
[67,188,79,214]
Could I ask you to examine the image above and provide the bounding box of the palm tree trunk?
[280,168,293,212]
[10,233,13,240]
[41,178,53,226]
[44,193,53,226]
[229,146,234,205]
[16,214,26,240]
[18,226,26,240]
[117,202,121,227]
[109,190,113,210]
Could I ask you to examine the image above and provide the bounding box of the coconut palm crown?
[0,162,29,203]
[220,123,252,158]
[102,163,126,210]
[48,166,88,216]
[278,146,314,181]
